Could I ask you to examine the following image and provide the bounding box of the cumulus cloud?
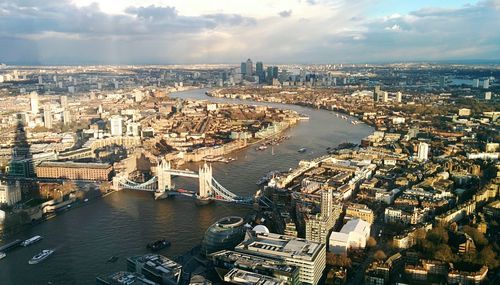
[278,10,292,18]
[0,0,499,64]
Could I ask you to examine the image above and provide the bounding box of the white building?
[328,219,371,254]
[110,115,123,136]
[483,79,489,89]
[417,142,429,162]
[235,231,326,285]
[382,91,389,103]
[472,79,479,88]
[484,92,492,100]
[396,91,402,103]
[0,180,22,206]
[30,91,39,115]
[126,122,141,137]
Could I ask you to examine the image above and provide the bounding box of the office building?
[246,58,253,76]
[224,268,287,285]
[210,250,299,285]
[110,115,123,136]
[38,75,43,84]
[127,254,182,285]
[329,219,371,254]
[256,62,263,76]
[235,231,326,285]
[202,216,246,256]
[240,62,247,76]
[43,103,52,128]
[256,61,264,83]
[30,91,39,115]
[417,142,429,162]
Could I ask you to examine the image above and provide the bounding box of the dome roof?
[252,225,269,234]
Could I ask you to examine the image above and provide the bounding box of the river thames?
[0,89,372,284]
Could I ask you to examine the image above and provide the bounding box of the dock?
[0,239,22,252]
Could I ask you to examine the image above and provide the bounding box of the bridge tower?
[198,163,213,198]
[157,159,172,192]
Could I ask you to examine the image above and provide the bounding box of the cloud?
[0,0,499,64]
[278,10,292,18]
[125,5,178,20]
[384,24,401,31]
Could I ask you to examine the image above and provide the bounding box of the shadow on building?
[6,114,39,199]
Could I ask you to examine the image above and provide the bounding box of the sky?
[1,0,499,65]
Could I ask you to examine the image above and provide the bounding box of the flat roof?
[38,161,112,169]
[224,268,286,285]
[236,231,323,261]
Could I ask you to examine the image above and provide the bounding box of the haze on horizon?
[1,0,500,65]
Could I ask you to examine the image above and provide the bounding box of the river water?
[0,89,372,285]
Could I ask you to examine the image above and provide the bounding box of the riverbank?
[0,88,373,285]
[206,89,377,128]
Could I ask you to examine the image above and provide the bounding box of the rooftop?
[96,271,157,285]
[38,161,112,169]
[235,231,324,261]
[224,268,286,285]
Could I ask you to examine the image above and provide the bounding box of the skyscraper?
[256,61,264,83]
[245,58,253,76]
[30,91,39,115]
[43,103,52,129]
[110,115,123,136]
[417,142,429,162]
[256,62,263,76]
[240,62,247,76]
[272,66,278,79]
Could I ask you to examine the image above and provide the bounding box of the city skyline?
[1,0,500,65]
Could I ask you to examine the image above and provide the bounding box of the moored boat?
[21,235,42,247]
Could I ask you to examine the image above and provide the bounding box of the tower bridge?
[113,159,253,204]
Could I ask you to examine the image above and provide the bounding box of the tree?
[478,245,498,269]
[367,237,377,248]
[462,225,488,248]
[374,250,387,261]
[426,226,449,245]
[434,244,454,263]
[326,253,352,268]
